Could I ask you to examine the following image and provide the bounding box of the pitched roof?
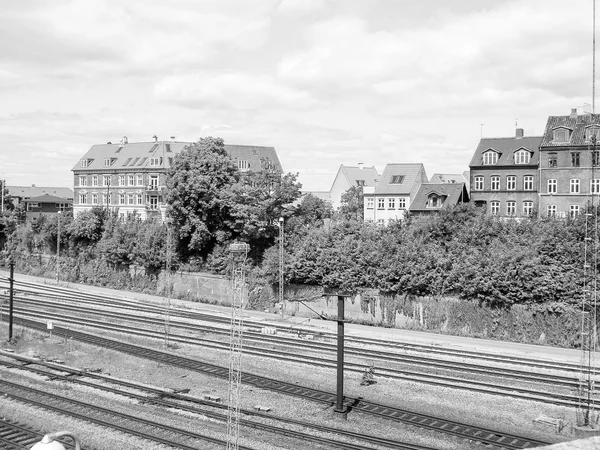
[7,186,73,199]
[469,135,542,167]
[409,183,468,212]
[540,113,600,147]
[25,194,73,203]
[71,141,282,172]
[374,163,426,195]
[429,173,468,184]
[338,165,379,188]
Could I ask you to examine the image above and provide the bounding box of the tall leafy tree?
[338,185,363,221]
[165,137,239,259]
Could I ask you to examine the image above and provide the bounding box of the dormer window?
[149,157,162,166]
[514,149,531,164]
[356,180,366,186]
[238,160,249,171]
[390,175,405,184]
[553,128,571,142]
[104,158,115,167]
[482,150,499,165]
[586,126,600,142]
[80,159,90,167]
[427,194,445,208]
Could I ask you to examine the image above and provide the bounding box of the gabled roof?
[25,194,73,203]
[72,141,282,172]
[469,135,542,167]
[374,163,427,195]
[429,173,468,184]
[541,113,600,147]
[7,186,73,200]
[335,165,379,189]
[409,183,468,212]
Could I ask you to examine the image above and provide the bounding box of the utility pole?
[164,218,173,347]
[56,211,61,283]
[8,258,14,341]
[279,216,284,319]
[1,178,4,213]
[227,242,249,450]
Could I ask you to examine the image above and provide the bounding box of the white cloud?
[277,0,328,14]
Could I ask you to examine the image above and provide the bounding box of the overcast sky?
[0,0,596,191]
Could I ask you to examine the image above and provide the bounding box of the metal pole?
[56,212,61,283]
[279,216,284,319]
[335,295,345,414]
[8,260,14,340]
[1,178,4,213]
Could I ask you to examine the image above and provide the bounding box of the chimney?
[122,135,128,145]
[170,136,176,141]
[153,135,158,143]
[516,128,524,139]
[358,162,364,170]
[570,108,578,119]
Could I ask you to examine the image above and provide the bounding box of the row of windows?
[547,204,581,218]
[78,193,161,206]
[552,127,600,143]
[78,174,160,188]
[482,149,531,165]
[473,175,534,191]
[489,200,535,216]
[366,197,408,209]
[546,151,600,168]
[545,178,600,194]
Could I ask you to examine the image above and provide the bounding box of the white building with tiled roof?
[363,163,428,224]
[71,137,282,220]
[328,163,379,209]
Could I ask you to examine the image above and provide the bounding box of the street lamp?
[278,216,284,319]
[30,431,81,450]
[56,211,61,283]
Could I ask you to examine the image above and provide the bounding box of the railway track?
[3,300,592,408]
[0,419,55,450]
[0,352,433,450]
[5,316,551,449]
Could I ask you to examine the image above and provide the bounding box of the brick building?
[71,137,282,220]
[469,129,542,218]
[539,109,600,218]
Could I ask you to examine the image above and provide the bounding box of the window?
[92,176,98,187]
[483,151,498,165]
[474,176,484,190]
[571,152,580,167]
[514,150,530,164]
[27,202,40,211]
[594,151,600,166]
[377,219,385,226]
[548,153,557,168]
[91,193,98,205]
[390,175,405,184]
[104,158,111,167]
[136,194,143,205]
[103,175,111,187]
[136,174,144,186]
[388,198,396,209]
[548,179,557,194]
[356,180,365,187]
[377,198,385,209]
[79,193,87,204]
[366,197,374,209]
[506,201,516,216]
[103,193,109,205]
[117,175,124,186]
[570,179,580,194]
[491,176,500,191]
[523,201,533,216]
[553,128,570,142]
[149,175,159,189]
[507,176,516,190]
[81,159,89,167]
[119,193,125,205]
[238,160,249,171]
[128,175,134,186]
[149,197,158,210]
[428,195,444,208]
[127,193,134,205]
[398,198,406,209]
[586,126,600,141]
[547,205,557,217]
[79,176,87,187]
[570,205,580,218]
[592,179,600,194]
[523,175,533,191]
[490,201,500,215]
[150,157,161,166]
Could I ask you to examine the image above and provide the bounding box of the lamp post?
[30,431,81,450]
[56,211,61,283]
[278,216,284,319]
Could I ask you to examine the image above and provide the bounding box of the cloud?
[154,72,323,111]
[277,0,328,14]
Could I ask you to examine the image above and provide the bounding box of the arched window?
[482,151,498,165]
[514,149,530,164]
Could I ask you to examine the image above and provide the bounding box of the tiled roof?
[429,173,468,184]
[374,163,427,195]
[469,135,542,167]
[339,165,379,187]
[409,183,468,212]
[25,194,73,203]
[72,141,282,172]
[7,186,73,199]
[540,113,600,147]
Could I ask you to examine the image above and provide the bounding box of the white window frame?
[570,205,580,218]
[136,194,143,205]
[506,201,516,216]
[548,179,557,194]
[103,175,111,187]
[119,193,125,205]
[79,193,87,204]
[92,175,98,187]
[474,176,484,191]
[524,175,533,191]
[104,158,111,167]
[149,175,159,189]
[127,193,134,205]
[592,179,600,194]
[547,205,557,217]
[570,179,580,194]
[490,176,500,191]
[136,174,144,186]
[514,150,530,164]
[490,201,500,215]
[586,127,600,141]
[238,160,249,171]
[483,151,498,165]
[523,201,533,216]
[553,129,570,142]
[81,159,89,168]
[388,198,396,209]
[398,198,407,209]
[366,197,374,209]
[377,198,385,209]
[128,174,135,186]
[91,193,98,205]
[79,176,87,187]
[506,176,516,191]
[150,157,161,166]
[118,175,125,186]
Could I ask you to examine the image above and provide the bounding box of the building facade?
[469,129,542,218]
[409,183,469,216]
[71,138,282,220]
[539,109,600,218]
[328,164,379,209]
[363,163,427,224]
